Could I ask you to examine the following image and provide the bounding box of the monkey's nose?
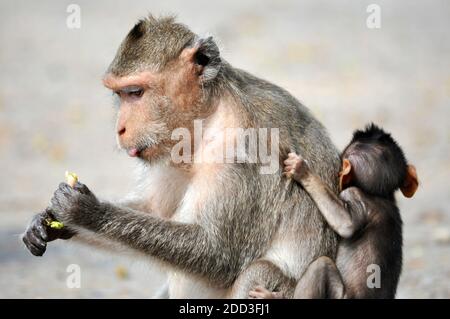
[118,127,126,136]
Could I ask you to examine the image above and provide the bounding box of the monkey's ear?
[339,159,352,191]
[185,36,221,82]
[401,164,418,198]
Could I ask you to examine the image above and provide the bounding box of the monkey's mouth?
[127,144,158,159]
[127,148,141,157]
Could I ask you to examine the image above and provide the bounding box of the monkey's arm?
[48,173,267,287]
[23,182,172,257]
[22,207,135,257]
[50,185,212,268]
[70,201,215,267]
[115,197,152,214]
[298,172,367,239]
[70,192,165,251]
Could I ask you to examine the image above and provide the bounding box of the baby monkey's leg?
[228,259,296,299]
[294,256,345,299]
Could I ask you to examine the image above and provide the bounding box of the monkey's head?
[339,123,418,198]
[103,15,222,162]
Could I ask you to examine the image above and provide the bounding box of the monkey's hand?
[22,208,75,256]
[49,182,102,229]
[249,286,284,299]
[283,152,310,182]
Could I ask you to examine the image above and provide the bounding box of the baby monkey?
[250,123,418,299]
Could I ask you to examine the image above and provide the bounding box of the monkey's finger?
[283,165,293,172]
[43,207,56,219]
[39,213,52,241]
[272,291,283,299]
[58,182,75,197]
[52,185,73,206]
[28,213,49,241]
[283,169,293,176]
[50,195,61,209]
[284,166,295,174]
[27,230,47,250]
[22,233,46,256]
[284,158,296,165]
[35,220,49,242]
[286,155,300,162]
[248,290,268,299]
[248,291,262,299]
[58,182,70,190]
[282,171,293,179]
[288,152,301,160]
[28,213,48,241]
[73,182,90,195]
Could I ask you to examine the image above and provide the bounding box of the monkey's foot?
[248,286,283,299]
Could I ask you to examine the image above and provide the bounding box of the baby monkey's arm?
[284,153,367,239]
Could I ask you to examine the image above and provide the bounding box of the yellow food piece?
[49,221,64,229]
[45,218,64,229]
[65,171,78,187]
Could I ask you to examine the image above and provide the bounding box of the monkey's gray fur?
[22,15,341,298]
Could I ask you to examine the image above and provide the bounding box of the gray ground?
[0,0,449,298]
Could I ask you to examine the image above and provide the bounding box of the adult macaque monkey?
[22,15,340,298]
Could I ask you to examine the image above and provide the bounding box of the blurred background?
[0,0,449,298]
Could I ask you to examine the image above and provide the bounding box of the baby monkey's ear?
[401,164,418,198]
[339,159,352,191]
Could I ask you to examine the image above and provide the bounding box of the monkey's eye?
[128,88,144,98]
[119,86,144,99]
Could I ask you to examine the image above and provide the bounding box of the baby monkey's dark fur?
[343,123,409,198]
[252,123,418,299]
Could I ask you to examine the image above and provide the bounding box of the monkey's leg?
[294,256,345,299]
[228,259,296,299]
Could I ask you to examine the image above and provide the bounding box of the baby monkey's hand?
[283,152,310,181]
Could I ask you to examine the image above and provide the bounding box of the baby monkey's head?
[339,123,418,198]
